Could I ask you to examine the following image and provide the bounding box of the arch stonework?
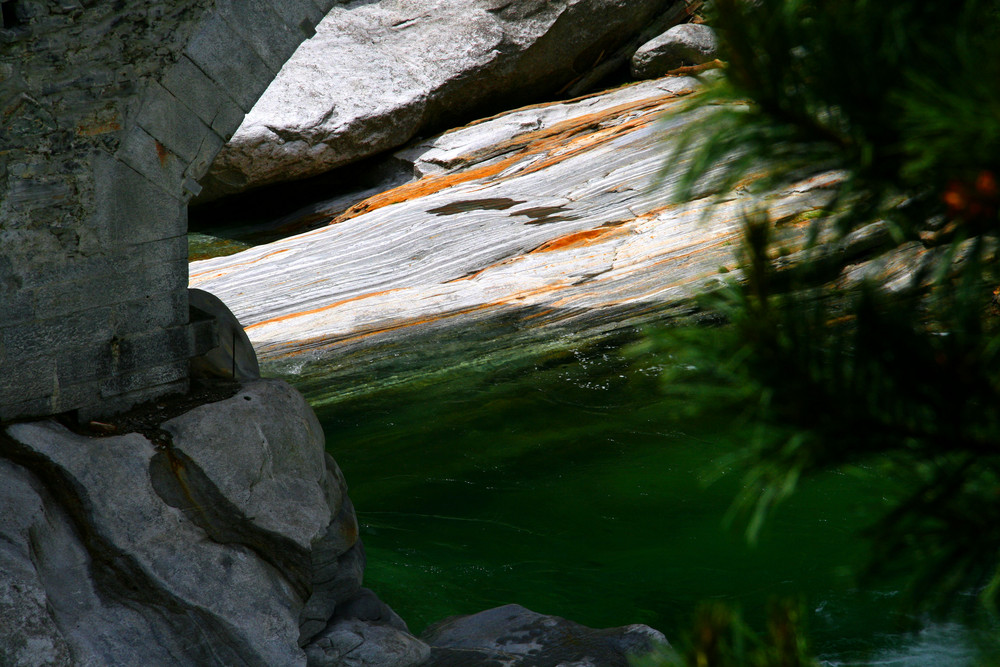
[0,0,338,421]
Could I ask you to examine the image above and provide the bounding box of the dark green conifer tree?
[652,0,1000,620]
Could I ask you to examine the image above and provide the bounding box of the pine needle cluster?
[654,0,1000,614]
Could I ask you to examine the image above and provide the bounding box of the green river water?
[269,328,996,666]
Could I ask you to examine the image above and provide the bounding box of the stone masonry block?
[0,290,35,327]
[210,101,246,143]
[160,55,245,134]
[31,271,133,320]
[19,253,122,291]
[136,80,213,164]
[1,308,113,362]
[84,377,189,420]
[184,14,276,113]
[54,341,114,386]
[131,258,189,303]
[115,125,188,198]
[185,130,225,184]
[92,151,185,247]
[100,359,188,399]
[0,395,57,424]
[108,324,195,378]
[49,378,103,416]
[313,0,342,15]
[264,0,327,36]
[215,0,303,73]
[135,234,190,266]
[112,288,189,336]
[0,355,56,410]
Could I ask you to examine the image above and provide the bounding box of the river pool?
[268,330,996,666]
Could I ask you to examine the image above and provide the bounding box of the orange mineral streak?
[329,93,690,225]
[155,140,170,167]
[530,226,628,253]
[190,248,291,279]
[245,288,403,330]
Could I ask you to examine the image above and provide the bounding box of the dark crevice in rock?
[0,429,268,667]
[147,432,313,600]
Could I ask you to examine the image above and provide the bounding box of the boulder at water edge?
[422,604,668,666]
[0,379,428,667]
[197,0,680,202]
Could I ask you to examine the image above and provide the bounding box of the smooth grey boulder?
[631,23,720,79]
[422,604,669,666]
[305,587,430,666]
[0,379,414,666]
[196,0,678,202]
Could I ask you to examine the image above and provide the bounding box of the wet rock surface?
[0,379,427,666]
[422,604,668,666]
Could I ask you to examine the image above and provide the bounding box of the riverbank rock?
[190,76,840,379]
[631,23,720,79]
[0,379,428,666]
[195,0,681,203]
[422,604,668,666]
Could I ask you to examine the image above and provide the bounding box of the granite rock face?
[191,76,841,375]
[197,0,680,202]
[631,23,720,79]
[423,604,668,666]
[0,379,428,666]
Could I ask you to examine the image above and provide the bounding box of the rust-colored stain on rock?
[330,92,690,225]
[155,140,170,167]
[530,226,627,253]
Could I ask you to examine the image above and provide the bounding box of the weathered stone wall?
[0,0,337,421]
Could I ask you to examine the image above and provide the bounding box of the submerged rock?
[0,379,427,666]
[631,23,720,79]
[422,604,668,666]
[197,0,680,202]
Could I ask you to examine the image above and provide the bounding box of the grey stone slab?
[184,14,277,113]
[0,354,56,408]
[1,308,113,362]
[91,151,184,247]
[135,234,190,265]
[185,128,224,184]
[111,288,189,336]
[31,271,133,320]
[108,325,194,378]
[49,378,103,415]
[136,80,213,163]
[81,377,190,420]
[0,395,56,423]
[0,288,35,326]
[130,258,188,303]
[114,125,188,198]
[264,0,327,36]
[99,359,188,398]
[53,339,114,387]
[160,55,243,130]
[216,0,304,73]
[210,100,247,143]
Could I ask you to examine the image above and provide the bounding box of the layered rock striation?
[191,76,840,375]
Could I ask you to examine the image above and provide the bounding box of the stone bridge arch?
[0,0,338,421]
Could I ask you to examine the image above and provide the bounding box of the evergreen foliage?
[653,0,1000,615]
